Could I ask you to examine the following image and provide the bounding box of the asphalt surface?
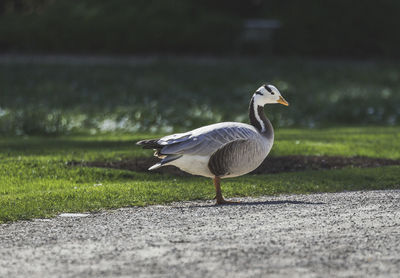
[1,190,400,278]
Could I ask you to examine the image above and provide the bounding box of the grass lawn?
[1,56,399,223]
[1,126,400,223]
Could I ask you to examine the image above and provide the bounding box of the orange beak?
[277,96,289,106]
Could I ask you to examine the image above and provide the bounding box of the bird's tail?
[148,155,182,170]
[137,138,182,170]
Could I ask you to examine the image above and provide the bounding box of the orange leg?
[213,176,239,205]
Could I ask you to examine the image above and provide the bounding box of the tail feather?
[148,163,163,170]
[136,139,162,149]
[137,138,182,171]
[148,155,182,170]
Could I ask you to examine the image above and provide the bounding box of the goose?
[137,84,289,204]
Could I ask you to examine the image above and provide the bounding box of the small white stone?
[59,213,89,218]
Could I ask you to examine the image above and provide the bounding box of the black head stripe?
[264,85,272,93]
[255,91,263,96]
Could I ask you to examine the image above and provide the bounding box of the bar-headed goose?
[137,84,289,204]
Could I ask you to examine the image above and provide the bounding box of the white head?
[253,84,289,107]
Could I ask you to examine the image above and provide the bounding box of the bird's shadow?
[184,200,325,208]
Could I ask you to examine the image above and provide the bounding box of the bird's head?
[253,84,289,106]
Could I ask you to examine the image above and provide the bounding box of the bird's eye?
[271,92,275,95]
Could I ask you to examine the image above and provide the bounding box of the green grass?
[1,56,400,223]
[273,126,400,159]
[1,126,399,160]
[1,126,399,223]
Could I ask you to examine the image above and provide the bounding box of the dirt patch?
[69,155,400,175]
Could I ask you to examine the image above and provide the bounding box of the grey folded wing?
[157,125,260,156]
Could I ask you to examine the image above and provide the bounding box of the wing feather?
[158,122,261,156]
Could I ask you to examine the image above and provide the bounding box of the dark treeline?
[0,0,399,58]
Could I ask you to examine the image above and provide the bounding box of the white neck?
[253,100,266,132]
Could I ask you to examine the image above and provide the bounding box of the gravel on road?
[1,190,400,278]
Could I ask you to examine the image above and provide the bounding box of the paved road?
[1,190,400,278]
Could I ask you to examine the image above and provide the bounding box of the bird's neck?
[249,97,274,139]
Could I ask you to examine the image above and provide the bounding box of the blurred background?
[0,0,399,135]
